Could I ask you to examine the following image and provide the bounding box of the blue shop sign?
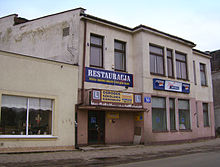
[153,78,190,94]
[85,67,133,87]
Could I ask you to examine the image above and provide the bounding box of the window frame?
[151,96,167,132]
[150,44,165,76]
[175,51,188,80]
[169,98,176,130]
[114,40,126,72]
[178,99,191,130]
[200,63,207,86]
[90,34,104,68]
[203,103,210,127]
[0,94,55,138]
[167,49,174,78]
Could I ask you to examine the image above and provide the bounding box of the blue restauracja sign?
[85,67,133,87]
[153,78,190,93]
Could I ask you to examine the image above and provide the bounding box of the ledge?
[0,135,58,139]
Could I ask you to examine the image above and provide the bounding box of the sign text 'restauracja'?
[85,67,133,87]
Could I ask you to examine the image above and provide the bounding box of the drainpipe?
[75,19,87,149]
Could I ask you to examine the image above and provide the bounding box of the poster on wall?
[85,67,133,87]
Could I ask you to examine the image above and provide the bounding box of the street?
[112,151,220,167]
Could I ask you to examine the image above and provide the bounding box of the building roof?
[81,12,196,47]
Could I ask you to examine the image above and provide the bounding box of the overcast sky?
[0,0,220,51]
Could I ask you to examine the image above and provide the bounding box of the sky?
[0,0,220,51]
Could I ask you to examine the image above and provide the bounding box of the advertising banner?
[153,78,190,93]
[85,67,133,87]
[91,89,143,108]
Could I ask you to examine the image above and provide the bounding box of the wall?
[0,9,83,64]
[0,51,78,151]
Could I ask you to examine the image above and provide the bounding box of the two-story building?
[0,8,215,150]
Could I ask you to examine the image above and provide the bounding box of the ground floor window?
[178,99,190,130]
[203,103,209,127]
[169,98,176,130]
[152,97,167,131]
[0,95,53,135]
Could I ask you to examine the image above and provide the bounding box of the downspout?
[75,18,87,149]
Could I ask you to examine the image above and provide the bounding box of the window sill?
[150,73,165,77]
[179,129,192,132]
[201,85,208,87]
[176,78,189,82]
[0,135,58,139]
[89,65,104,69]
[152,130,169,133]
[170,130,178,132]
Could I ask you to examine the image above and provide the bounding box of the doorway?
[88,111,105,144]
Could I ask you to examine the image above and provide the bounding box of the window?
[193,61,197,85]
[150,45,164,75]
[152,97,167,131]
[169,98,176,130]
[196,101,199,128]
[167,49,173,77]
[90,34,103,67]
[63,27,69,37]
[200,63,207,86]
[176,52,187,80]
[0,95,53,136]
[114,40,126,71]
[203,103,209,127]
[178,99,190,130]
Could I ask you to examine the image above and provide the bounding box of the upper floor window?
[90,34,103,67]
[176,52,187,80]
[167,49,173,77]
[150,45,164,75]
[114,40,126,71]
[200,63,207,86]
[0,95,53,136]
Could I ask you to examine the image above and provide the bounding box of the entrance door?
[88,111,105,144]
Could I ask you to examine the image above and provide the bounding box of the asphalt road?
[112,150,220,167]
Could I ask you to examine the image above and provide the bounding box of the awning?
[77,105,147,112]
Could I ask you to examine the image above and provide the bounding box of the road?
[112,151,220,167]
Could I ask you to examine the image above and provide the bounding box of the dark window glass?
[167,49,173,77]
[114,40,126,71]
[200,63,207,86]
[193,61,197,85]
[90,35,103,67]
[152,97,167,131]
[203,103,209,127]
[0,95,27,135]
[150,45,164,75]
[176,52,187,80]
[178,99,190,130]
[169,98,176,130]
[63,27,70,37]
[29,98,52,135]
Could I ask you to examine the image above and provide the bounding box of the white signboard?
[165,81,182,92]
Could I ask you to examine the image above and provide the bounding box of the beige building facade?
[0,8,215,148]
[0,50,78,151]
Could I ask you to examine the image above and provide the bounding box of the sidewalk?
[0,138,220,166]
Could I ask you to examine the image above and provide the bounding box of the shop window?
[0,95,53,136]
[150,45,164,75]
[200,63,207,86]
[169,98,176,130]
[203,103,209,127]
[90,34,103,67]
[176,52,187,80]
[167,49,174,78]
[178,99,190,130]
[114,40,126,71]
[152,97,167,131]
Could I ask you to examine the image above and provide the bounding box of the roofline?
[193,49,211,58]
[0,50,78,66]
[0,14,17,20]
[81,13,196,47]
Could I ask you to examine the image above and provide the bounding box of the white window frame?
[0,94,56,139]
